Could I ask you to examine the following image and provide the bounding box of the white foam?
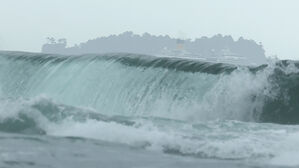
[270,132,299,166]
[44,117,299,165]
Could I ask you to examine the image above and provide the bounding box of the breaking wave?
[0,51,298,124]
[0,51,299,164]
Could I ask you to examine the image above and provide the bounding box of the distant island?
[42,31,267,65]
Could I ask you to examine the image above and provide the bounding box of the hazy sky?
[0,0,298,59]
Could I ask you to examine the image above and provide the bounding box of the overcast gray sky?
[0,0,298,60]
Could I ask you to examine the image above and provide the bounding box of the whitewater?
[0,51,299,168]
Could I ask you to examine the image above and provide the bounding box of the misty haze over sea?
[1,1,299,168]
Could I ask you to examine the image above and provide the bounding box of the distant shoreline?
[41,31,267,65]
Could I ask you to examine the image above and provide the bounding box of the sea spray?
[0,51,299,167]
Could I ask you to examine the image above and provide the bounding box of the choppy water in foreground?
[0,51,299,168]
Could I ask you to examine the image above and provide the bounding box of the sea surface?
[0,51,299,168]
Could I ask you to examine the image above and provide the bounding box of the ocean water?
[0,51,299,168]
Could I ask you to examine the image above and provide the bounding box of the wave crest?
[0,51,298,124]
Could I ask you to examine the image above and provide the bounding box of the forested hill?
[42,31,267,64]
